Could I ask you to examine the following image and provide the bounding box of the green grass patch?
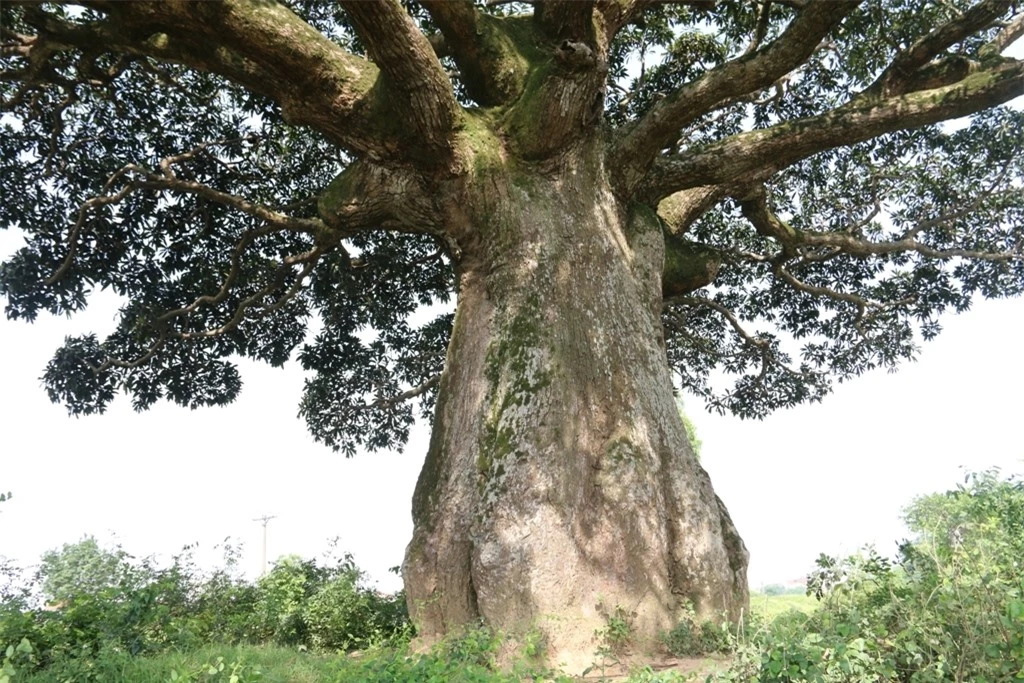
[747,592,818,620]
[18,644,347,683]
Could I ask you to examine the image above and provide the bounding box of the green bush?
[713,469,1024,683]
[0,540,410,679]
[661,602,732,657]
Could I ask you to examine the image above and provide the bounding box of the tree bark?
[403,142,748,672]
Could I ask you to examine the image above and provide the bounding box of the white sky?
[2,38,1023,595]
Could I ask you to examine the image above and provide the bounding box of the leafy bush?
[661,602,731,657]
[714,469,1024,683]
[38,537,133,604]
[0,540,410,679]
[1,638,35,683]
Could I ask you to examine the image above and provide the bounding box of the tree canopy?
[1,0,1022,453]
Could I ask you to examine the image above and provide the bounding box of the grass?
[15,596,817,683]
[747,591,818,620]
[16,642,722,683]
[19,645,352,683]
[17,643,570,683]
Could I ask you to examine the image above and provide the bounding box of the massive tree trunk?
[403,141,748,671]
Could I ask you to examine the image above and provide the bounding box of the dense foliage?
[0,541,410,681]
[716,469,1024,683]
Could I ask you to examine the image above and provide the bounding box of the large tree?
[2,0,1022,669]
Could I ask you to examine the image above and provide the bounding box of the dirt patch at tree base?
[574,653,732,681]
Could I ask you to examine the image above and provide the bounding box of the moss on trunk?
[403,144,748,673]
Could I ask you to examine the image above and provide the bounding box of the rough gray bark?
[403,142,747,671]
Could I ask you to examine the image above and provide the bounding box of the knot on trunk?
[555,40,596,71]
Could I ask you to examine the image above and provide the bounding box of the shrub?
[0,540,410,679]
[661,602,732,657]
[713,469,1024,683]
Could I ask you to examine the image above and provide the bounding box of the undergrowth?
[4,470,1022,682]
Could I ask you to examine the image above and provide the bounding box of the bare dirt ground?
[575,653,732,681]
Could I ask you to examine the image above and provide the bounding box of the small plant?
[585,602,636,678]
[168,656,262,683]
[624,665,691,682]
[661,602,732,657]
[440,623,504,668]
[1,638,34,683]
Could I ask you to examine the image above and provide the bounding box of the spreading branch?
[45,137,329,287]
[4,2,395,157]
[643,58,1024,199]
[611,0,860,196]
[367,374,441,411]
[735,185,1022,329]
[340,0,462,160]
[738,186,1023,264]
[663,294,823,410]
[866,0,1016,98]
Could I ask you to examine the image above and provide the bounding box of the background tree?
[677,398,703,460]
[2,0,1022,668]
[37,537,131,604]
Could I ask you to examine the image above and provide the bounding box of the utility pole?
[253,515,276,577]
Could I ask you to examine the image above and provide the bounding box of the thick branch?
[610,0,859,196]
[340,0,462,160]
[420,1,528,106]
[657,186,727,235]
[502,34,608,159]
[534,0,596,41]
[866,0,1015,98]
[662,236,723,296]
[643,58,1024,199]
[317,160,448,247]
[7,2,392,157]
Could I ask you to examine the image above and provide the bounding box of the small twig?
[365,374,441,411]
[743,1,774,56]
